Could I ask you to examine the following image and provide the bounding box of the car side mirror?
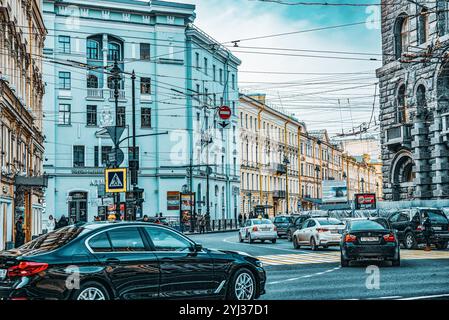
[192,243,203,252]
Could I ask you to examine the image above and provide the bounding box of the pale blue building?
[42,0,241,226]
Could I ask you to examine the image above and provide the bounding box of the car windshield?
[422,210,448,224]
[252,219,272,225]
[13,225,87,255]
[350,220,386,231]
[317,218,344,226]
[274,217,290,223]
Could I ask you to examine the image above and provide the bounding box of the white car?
[292,218,345,250]
[239,218,278,244]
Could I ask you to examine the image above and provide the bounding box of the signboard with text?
[167,191,181,211]
[355,193,377,210]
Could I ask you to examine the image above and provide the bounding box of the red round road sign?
[218,106,232,120]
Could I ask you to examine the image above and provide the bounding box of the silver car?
[239,218,278,244]
[292,218,345,250]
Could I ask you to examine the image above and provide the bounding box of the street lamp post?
[283,155,290,215]
[361,177,365,193]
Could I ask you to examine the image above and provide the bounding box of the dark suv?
[387,208,449,250]
[273,216,296,238]
[286,215,312,241]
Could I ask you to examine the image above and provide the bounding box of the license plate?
[433,227,442,231]
[261,228,270,231]
[331,230,339,234]
[361,237,378,242]
[0,269,7,280]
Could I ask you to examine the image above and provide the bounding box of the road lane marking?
[397,293,449,300]
[267,266,341,285]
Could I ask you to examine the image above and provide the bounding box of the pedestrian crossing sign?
[105,168,127,193]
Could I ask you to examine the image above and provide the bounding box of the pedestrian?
[238,213,243,227]
[423,214,433,251]
[14,216,25,248]
[243,213,247,224]
[46,215,56,233]
[200,215,206,234]
[143,215,149,222]
[56,215,68,229]
[196,214,203,233]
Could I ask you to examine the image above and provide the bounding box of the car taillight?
[273,226,277,231]
[7,262,48,277]
[344,234,357,242]
[252,226,258,232]
[416,225,424,231]
[316,228,329,233]
[383,233,396,242]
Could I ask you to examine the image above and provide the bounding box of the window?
[418,8,429,45]
[232,74,235,89]
[195,52,200,69]
[141,78,151,94]
[87,75,98,88]
[141,107,152,128]
[204,57,208,74]
[394,16,409,59]
[87,39,99,60]
[89,232,112,252]
[144,227,191,251]
[94,146,99,167]
[58,72,71,90]
[101,146,112,166]
[117,107,126,127]
[108,42,121,61]
[87,105,97,126]
[140,43,151,60]
[416,84,426,110]
[437,0,449,36]
[58,35,70,53]
[397,84,406,123]
[58,104,71,125]
[219,68,223,84]
[73,146,85,167]
[213,65,216,81]
[108,227,146,252]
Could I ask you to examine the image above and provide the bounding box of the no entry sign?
[218,106,232,120]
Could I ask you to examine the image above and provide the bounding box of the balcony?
[273,190,286,199]
[87,88,104,99]
[385,123,412,149]
[270,163,286,175]
[108,89,126,100]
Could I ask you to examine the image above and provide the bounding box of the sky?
[151,0,383,137]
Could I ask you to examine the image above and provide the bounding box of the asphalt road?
[189,231,449,300]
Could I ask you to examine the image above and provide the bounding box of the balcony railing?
[87,88,104,99]
[273,190,286,199]
[271,163,286,175]
[109,89,126,100]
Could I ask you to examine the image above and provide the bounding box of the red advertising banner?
[355,193,377,210]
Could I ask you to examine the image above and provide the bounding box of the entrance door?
[68,192,88,223]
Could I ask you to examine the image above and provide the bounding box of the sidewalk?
[183,228,239,236]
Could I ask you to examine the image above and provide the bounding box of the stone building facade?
[377,0,449,201]
[0,0,46,249]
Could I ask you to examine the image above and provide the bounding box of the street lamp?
[360,177,365,193]
[283,155,290,215]
[315,165,321,199]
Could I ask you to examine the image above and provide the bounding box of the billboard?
[322,180,348,203]
[355,193,377,210]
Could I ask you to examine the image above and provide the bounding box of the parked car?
[286,215,311,241]
[340,218,400,267]
[0,222,266,300]
[387,208,449,250]
[273,215,297,238]
[292,218,345,250]
[239,218,277,244]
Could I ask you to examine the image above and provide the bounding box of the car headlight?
[255,260,264,268]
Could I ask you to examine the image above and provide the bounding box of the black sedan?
[0,222,266,300]
[340,218,400,267]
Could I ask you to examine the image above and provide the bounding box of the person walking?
[200,215,206,234]
[143,215,150,222]
[46,215,56,233]
[238,213,243,227]
[15,216,25,248]
[423,214,433,252]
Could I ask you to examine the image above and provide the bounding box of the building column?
[412,110,431,198]
[431,109,449,198]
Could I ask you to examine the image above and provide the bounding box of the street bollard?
[218,220,221,230]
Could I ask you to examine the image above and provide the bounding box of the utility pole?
[111,57,122,220]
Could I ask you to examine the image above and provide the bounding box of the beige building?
[239,94,383,217]
[0,0,46,249]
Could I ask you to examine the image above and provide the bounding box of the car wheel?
[340,254,350,267]
[272,239,277,244]
[227,268,256,300]
[287,230,292,242]
[436,242,448,250]
[310,237,318,251]
[293,236,300,249]
[404,232,417,250]
[72,281,110,301]
[239,233,243,243]
[261,240,265,243]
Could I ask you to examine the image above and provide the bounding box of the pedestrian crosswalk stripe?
[257,250,449,266]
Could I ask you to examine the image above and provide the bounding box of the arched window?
[418,8,429,45]
[108,42,121,61]
[416,84,427,109]
[87,39,100,60]
[87,74,98,88]
[397,84,406,123]
[107,76,123,89]
[394,15,409,59]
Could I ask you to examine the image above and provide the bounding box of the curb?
[184,229,239,236]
